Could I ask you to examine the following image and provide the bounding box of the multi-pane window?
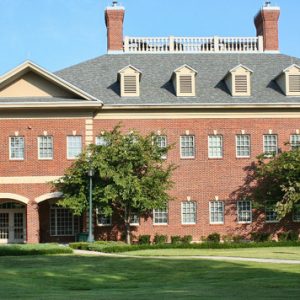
[181,201,197,224]
[156,135,167,159]
[38,136,53,159]
[263,134,278,156]
[9,136,25,160]
[209,201,224,224]
[237,201,252,223]
[236,134,250,157]
[293,204,300,222]
[96,211,112,226]
[180,135,195,158]
[50,205,75,236]
[153,208,168,225]
[95,136,108,146]
[265,204,278,223]
[208,135,223,158]
[130,212,139,226]
[67,136,82,159]
[290,134,300,150]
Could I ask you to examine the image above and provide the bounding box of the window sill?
[210,222,224,225]
[153,223,168,226]
[97,224,112,227]
[38,158,53,161]
[180,157,195,160]
[181,223,196,225]
[265,220,279,224]
[237,221,252,224]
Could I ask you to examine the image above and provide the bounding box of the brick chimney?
[105,1,125,54]
[254,2,280,52]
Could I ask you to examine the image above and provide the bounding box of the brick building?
[0,1,300,243]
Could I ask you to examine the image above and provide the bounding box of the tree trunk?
[124,205,131,244]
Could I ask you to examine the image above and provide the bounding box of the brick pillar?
[26,201,40,243]
[254,5,280,52]
[105,2,125,53]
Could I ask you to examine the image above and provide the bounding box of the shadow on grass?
[0,255,299,299]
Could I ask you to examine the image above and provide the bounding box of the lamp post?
[87,164,95,243]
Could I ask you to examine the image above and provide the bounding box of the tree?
[248,149,300,219]
[53,126,176,244]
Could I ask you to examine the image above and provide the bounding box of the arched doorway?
[0,201,26,243]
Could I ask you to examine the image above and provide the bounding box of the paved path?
[73,249,300,265]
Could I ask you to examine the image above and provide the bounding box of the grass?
[121,247,300,260]
[0,255,299,299]
[0,243,72,256]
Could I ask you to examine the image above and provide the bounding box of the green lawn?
[0,255,299,299]
[121,246,300,260]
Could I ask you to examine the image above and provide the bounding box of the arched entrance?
[0,201,26,243]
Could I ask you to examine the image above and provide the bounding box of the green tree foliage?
[249,150,300,219]
[53,126,176,243]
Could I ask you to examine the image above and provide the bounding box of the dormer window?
[276,64,300,96]
[118,65,142,97]
[173,65,197,97]
[225,65,252,97]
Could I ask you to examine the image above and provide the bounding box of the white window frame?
[237,201,252,224]
[290,134,300,150]
[181,201,197,225]
[9,136,25,160]
[265,204,278,223]
[38,136,53,160]
[236,134,251,158]
[156,135,167,159]
[180,135,195,159]
[293,204,300,222]
[208,135,223,159]
[153,208,168,225]
[209,201,225,224]
[67,135,82,159]
[263,134,278,156]
[129,212,140,226]
[96,209,112,227]
[95,136,108,146]
[50,205,75,236]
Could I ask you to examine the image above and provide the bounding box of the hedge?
[69,240,300,254]
[0,244,73,256]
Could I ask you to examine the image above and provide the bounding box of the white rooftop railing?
[124,36,264,53]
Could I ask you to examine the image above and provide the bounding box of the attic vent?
[124,75,137,94]
[235,75,248,93]
[289,75,300,93]
[179,75,193,94]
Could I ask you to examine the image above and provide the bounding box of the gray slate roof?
[56,53,300,106]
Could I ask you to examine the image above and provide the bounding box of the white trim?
[180,135,195,159]
[153,208,168,225]
[235,134,251,158]
[35,192,63,204]
[0,193,29,204]
[66,135,82,160]
[181,201,197,225]
[0,60,101,102]
[208,135,223,159]
[209,201,225,225]
[37,136,53,160]
[9,136,25,161]
[0,176,61,184]
[237,200,252,224]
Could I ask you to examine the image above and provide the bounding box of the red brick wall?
[0,116,299,243]
[105,8,125,52]
[254,8,280,51]
[93,118,300,241]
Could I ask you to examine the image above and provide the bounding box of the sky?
[0,0,299,75]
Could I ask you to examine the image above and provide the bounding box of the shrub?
[171,236,181,244]
[138,235,151,245]
[278,230,299,242]
[232,235,244,243]
[251,232,270,242]
[153,234,168,244]
[0,244,73,256]
[181,235,192,244]
[222,235,233,243]
[206,233,221,243]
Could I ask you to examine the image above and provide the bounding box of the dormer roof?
[228,64,253,74]
[173,64,198,74]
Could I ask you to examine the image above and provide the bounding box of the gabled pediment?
[173,64,198,75]
[0,61,99,101]
[276,64,300,96]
